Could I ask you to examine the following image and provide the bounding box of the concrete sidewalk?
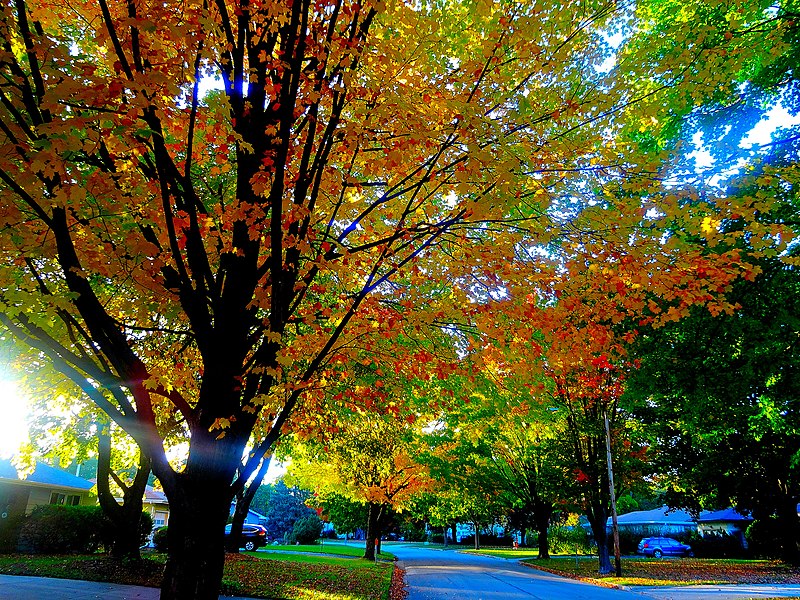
[0,574,257,599]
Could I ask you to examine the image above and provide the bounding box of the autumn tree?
[0,0,792,596]
[5,357,154,561]
[289,411,430,560]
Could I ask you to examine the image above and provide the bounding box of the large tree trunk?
[96,431,151,561]
[535,502,554,560]
[226,455,272,553]
[364,502,384,560]
[472,521,480,550]
[160,485,232,600]
[777,497,800,565]
[587,503,612,574]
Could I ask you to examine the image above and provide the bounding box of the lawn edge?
[520,560,624,590]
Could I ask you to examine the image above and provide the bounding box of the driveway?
[389,544,800,600]
[0,574,257,600]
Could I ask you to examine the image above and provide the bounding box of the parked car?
[637,536,694,558]
[224,523,268,551]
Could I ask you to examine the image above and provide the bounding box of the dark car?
[224,523,268,551]
[637,536,694,558]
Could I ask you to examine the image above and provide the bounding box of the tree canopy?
[0,0,798,594]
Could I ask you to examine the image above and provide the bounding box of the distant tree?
[264,481,315,542]
[628,250,800,563]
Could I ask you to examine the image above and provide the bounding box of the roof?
[144,486,168,503]
[698,508,752,523]
[229,501,265,520]
[608,506,696,526]
[0,460,94,491]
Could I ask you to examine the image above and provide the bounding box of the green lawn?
[0,550,395,600]
[461,548,540,560]
[523,556,800,588]
[261,542,395,560]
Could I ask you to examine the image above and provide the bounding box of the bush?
[137,511,154,547]
[400,520,428,542]
[0,513,26,553]
[95,510,154,553]
[459,533,513,547]
[679,531,746,558]
[746,517,783,558]
[548,525,592,555]
[152,526,169,553]
[607,529,644,555]
[286,515,322,545]
[322,527,338,539]
[18,505,104,553]
[427,532,445,544]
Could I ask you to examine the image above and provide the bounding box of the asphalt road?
[389,544,800,600]
[2,546,800,599]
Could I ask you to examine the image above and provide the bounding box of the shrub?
[0,513,26,553]
[607,529,644,555]
[286,515,322,545]
[427,532,444,544]
[680,531,747,558]
[138,512,154,547]
[95,510,155,553]
[746,517,783,558]
[459,533,513,547]
[400,520,428,542]
[152,526,169,553]
[18,505,104,553]
[548,525,592,555]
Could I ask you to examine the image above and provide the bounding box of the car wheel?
[653,549,663,559]
[244,541,256,551]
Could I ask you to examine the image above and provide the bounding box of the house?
[697,508,752,547]
[143,486,170,530]
[229,501,266,526]
[0,459,94,520]
[606,506,697,537]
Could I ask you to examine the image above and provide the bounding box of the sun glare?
[0,380,30,459]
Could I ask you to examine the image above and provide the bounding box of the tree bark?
[472,521,480,550]
[226,455,272,553]
[159,485,232,600]
[96,431,151,561]
[586,504,612,574]
[364,502,383,560]
[534,502,553,560]
[777,497,800,565]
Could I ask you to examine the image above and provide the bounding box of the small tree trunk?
[364,502,382,560]
[96,430,151,561]
[226,455,272,553]
[535,501,553,560]
[442,525,448,547]
[473,521,480,550]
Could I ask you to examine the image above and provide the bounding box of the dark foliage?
[287,515,323,544]
[153,526,169,553]
[18,505,104,553]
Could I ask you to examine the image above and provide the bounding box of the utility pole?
[604,407,622,577]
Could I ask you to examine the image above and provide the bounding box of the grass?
[261,543,395,560]
[0,550,395,600]
[461,548,540,560]
[523,556,800,588]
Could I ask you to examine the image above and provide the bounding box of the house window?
[49,493,81,506]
